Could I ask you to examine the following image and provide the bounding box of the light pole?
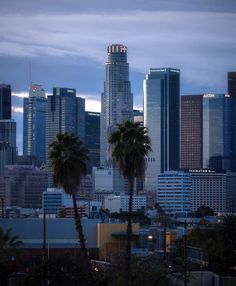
[1,197,4,218]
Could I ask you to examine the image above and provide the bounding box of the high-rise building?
[190,169,227,213]
[202,93,236,171]
[143,68,180,192]
[85,111,100,174]
[228,72,236,97]
[0,84,11,120]
[46,87,85,164]
[100,44,133,166]
[157,171,192,214]
[0,120,17,174]
[23,83,47,161]
[0,165,48,208]
[181,95,203,169]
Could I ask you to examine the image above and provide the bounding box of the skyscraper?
[0,120,16,174]
[85,111,100,174]
[0,84,11,120]
[0,84,16,174]
[46,87,85,168]
[203,93,236,171]
[143,68,180,192]
[228,72,236,97]
[100,44,133,166]
[181,95,203,169]
[23,83,47,161]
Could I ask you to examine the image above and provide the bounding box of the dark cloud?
[2,0,236,14]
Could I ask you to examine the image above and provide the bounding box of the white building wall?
[104,195,121,212]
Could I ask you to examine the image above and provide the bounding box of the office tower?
[100,44,133,166]
[46,87,85,162]
[190,169,227,213]
[85,111,100,174]
[181,95,203,169]
[0,120,17,174]
[0,165,48,208]
[23,83,47,161]
[157,171,192,214]
[0,84,11,120]
[202,93,236,171]
[143,68,180,192]
[228,72,236,97]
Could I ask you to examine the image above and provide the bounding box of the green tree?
[48,132,89,258]
[109,120,151,286]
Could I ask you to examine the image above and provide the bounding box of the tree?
[109,120,151,286]
[194,206,214,218]
[0,227,22,285]
[48,132,89,258]
[0,227,22,260]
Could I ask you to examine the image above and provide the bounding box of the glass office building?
[23,83,47,161]
[203,93,236,171]
[100,44,133,166]
[0,84,11,120]
[143,68,180,192]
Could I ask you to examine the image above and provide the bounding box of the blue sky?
[0,0,236,152]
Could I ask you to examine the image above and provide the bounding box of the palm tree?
[48,132,89,258]
[109,120,151,285]
[0,227,22,261]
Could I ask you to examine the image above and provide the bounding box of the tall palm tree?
[109,120,151,285]
[48,132,89,258]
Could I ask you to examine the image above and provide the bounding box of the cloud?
[12,106,23,113]
[12,92,28,98]
[0,9,235,90]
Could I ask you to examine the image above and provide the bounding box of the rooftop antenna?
[29,59,32,89]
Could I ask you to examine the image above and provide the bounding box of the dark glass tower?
[0,84,11,120]
[144,68,180,191]
[100,44,133,166]
[181,95,203,169]
[203,93,236,171]
[46,87,85,171]
[23,83,47,161]
[228,72,236,97]
[85,111,100,174]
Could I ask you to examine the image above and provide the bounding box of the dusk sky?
[0,0,236,152]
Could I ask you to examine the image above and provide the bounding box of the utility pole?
[1,198,4,218]
[183,220,187,286]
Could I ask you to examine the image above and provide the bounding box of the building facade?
[0,165,48,208]
[190,169,227,213]
[0,84,11,120]
[85,111,100,174]
[144,68,180,192]
[23,83,47,161]
[202,93,236,171]
[157,171,192,214]
[0,120,17,174]
[46,88,85,184]
[181,95,203,169]
[228,72,236,97]
[100,44,133,166]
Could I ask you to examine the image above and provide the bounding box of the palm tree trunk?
[124,177,134,286]
[72,193,87,259]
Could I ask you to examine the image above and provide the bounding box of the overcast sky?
[0,0,236,152]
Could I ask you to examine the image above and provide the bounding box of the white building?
[104,194,146,213]
[92,167,114,193]
[190,169,227,213]
[157,171,192,214]
[104,195,121,212]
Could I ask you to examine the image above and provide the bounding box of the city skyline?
[0,0,236,152]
